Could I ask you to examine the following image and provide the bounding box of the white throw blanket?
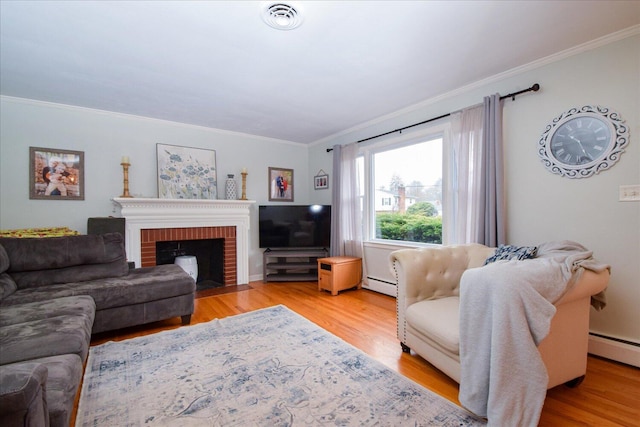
[458,241,609,426]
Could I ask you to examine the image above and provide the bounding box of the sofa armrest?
[0,362,49,427]
[554,268,610,308]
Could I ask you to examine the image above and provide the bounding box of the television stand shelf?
[263,248,329,282]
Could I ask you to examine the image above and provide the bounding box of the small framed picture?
[314,174,329,190]
[268,167,294,202]
[29,147,84,200]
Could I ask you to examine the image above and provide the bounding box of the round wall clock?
[538,105,629,178]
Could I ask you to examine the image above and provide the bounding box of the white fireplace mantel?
[112,197,255,284]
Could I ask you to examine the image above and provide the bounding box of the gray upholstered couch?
[0,232,196,426]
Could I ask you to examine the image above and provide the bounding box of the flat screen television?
[259,205,331,249]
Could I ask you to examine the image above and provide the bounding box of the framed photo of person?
[268,167,294,202]
[29,147,85,200]
[314,173,329,190]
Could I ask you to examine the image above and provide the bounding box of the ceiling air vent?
[262,2,303,30]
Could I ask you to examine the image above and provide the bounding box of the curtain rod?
[326,83,540,152]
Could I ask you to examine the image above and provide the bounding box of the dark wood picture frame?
[29,146,85,200]
[314,174,329,190]
[268,167,294,202]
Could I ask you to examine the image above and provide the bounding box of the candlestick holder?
[120,162,133,198]
[240,171,248,200]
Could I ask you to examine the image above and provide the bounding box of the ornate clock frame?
[538,105,629,179]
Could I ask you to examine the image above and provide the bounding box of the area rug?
[76,305,485,426]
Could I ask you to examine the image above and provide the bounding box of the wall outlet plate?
[619,184,640,202]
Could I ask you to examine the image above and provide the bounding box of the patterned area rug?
[77,305,485,426]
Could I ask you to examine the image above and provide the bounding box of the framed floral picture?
[29,147,84,200]
[156,144,217,199]
[268,167,294,202]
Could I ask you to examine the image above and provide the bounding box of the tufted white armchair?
[390,243,610,388]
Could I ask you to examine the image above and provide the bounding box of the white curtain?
[446,94,505,246]
[446,104,483,244]
[330,142,362,258]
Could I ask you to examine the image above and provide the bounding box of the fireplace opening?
[156,239,224,291]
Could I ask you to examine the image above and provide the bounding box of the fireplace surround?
[152,232,229,285]
[113,198,254,285]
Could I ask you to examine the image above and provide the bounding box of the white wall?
[0,97,311,279]
[309,33,640,358]
[1,31,637,363]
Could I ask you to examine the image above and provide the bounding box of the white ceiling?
[1,1,639,144]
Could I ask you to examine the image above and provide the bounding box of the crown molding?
[311,24,640,148]
[0,95,305,147]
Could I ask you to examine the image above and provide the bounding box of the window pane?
[373,137,442,244]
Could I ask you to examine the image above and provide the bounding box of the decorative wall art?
[314,170,329,190]
[29,147,84,200]
[268,167,294,202]
[156,144,217,199]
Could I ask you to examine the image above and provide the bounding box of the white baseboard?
[363,277,396,297]
[249,274,263,283]
[588,334,640,367]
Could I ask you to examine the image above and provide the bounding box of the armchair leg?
[181,315,192,325]
[400,342,411,353]
[564,375,585,388]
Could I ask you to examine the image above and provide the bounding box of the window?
[361,126,446,245]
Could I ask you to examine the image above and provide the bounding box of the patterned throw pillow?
[484,244,538,265]
[0,227,79,238]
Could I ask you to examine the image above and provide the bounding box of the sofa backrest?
[391,244,496,303]
[0,244,17,301]
[0,233,129,289]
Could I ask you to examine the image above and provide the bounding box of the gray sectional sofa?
[0,232,196,426]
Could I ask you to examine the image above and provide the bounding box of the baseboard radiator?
[361,242,405,297]
[363,276,396,297]
[588,333,640,367]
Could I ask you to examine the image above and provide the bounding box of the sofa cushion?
[0,264,195,311]
[0,232,129,289]
[0,273,17,302]
[0,354,83,427]
[0,362,49,427]
[33,354,83,427]
[0,296,95,365]
[405,296,460,354]
[82,264,195,308]
[0,295,96,328]
[0,244,8,273]
[1,241,16,301]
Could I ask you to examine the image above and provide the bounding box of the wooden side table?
[317,256,362,296]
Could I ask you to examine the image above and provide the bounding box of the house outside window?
[359,124,446,245]
[378,193,393,209]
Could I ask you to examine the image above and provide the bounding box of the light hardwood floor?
[89,281,640,426]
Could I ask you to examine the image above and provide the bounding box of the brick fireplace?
[113,198,254,285]
[140,226,236,285]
